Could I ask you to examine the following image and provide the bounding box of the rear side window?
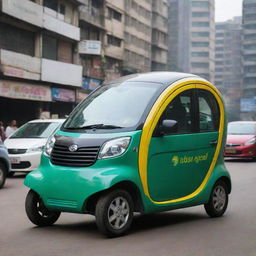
[198,89,220,132]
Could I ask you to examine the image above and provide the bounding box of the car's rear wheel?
[0,162,7,189]
[204,180,228,217]
[95,189,134,237]
[25,190,61,226]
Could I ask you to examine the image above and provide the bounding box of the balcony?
[79,6,105,29]
[0,49,41,80]
[41,59,83,87]
[105,45,123,60]
[1,0,43,27]
[43,8,80,41]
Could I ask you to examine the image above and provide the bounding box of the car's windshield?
[64,82,160,130]
[10,122,61,139]
[228,123,256,135]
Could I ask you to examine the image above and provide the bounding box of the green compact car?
[24,72,231,237]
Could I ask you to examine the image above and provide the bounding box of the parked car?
[224,121,256,159]
[24,72,231,237]
[0,142,10,188]
[4,119,65,175]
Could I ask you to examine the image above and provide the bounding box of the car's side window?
[154,90,194,136]
[198,89,220,132]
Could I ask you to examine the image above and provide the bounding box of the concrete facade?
[123,0,152,74]
[241,0,256,120]
[151,0,168,71]
[168,0,215,82]
[0,0,83,123]
[215,17,243,121]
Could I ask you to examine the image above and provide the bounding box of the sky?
[215,0,243,21]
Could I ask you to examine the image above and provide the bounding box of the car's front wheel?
[95,189,134,237]
[204,180,229,217]
[25,190,61,226]
[0,162,7,189]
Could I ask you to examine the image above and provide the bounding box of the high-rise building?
[168,0,215,82]
[151,0,168,71]
[0,0,83,124]
[122,0,152,74]
[241,0,256,120]
[215,17,243,121]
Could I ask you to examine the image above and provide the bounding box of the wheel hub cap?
[213,185,226,211]
[108,196,130,230]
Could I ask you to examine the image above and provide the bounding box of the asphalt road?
[1,160,256,256]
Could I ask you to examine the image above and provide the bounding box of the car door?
[147,88,220,202]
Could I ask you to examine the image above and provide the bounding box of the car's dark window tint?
[155,90,194,136]
[198,89,220,132]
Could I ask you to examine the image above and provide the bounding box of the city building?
[241,0,256,120]
[168,0,215,82]
[122,0,152,74]
[0,0,84,125]
[151,0,168,71]
[215,17,243,121]
[78,0,106,89]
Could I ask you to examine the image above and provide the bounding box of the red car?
[224,121,256,159]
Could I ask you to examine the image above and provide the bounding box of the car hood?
[4,138,47,149]
[226,134,255,145]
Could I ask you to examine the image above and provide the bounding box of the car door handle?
[210,140,218,146]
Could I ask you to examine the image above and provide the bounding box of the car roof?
[105,72,202,87]
[27,119,65,123]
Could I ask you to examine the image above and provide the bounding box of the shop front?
[0,80,51,126]
[49,88,76,118]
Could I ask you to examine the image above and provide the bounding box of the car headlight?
[44,135,56,157]
[27,146,45,153]
[244,137,256,146]
[98,137,131,159]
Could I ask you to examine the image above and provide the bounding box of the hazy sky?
[215,0,243,21]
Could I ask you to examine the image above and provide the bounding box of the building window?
[216,32,224,38]
[0,23,35,56]
[191,52,209,57]
[192,12,209,17]
[191,1,209,7]
[192,42,209,47]
[216,54,224,58]
[192,32,209,37]
[43,0,58,11]
[42,34,73,63]
[192,62,209,68]
[107,7,122,22]
[192,22,209,27]
[107,35,122,47]
[216,40,224,44]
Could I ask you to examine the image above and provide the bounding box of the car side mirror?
[160,120,177,136]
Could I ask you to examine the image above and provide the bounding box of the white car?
[4,119,65,175]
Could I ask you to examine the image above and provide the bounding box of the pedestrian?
[5,120,18,138]
[0,121,6,141]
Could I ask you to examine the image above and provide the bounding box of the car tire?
[25,189,61,226]
[0,162,7,189]
[95,189,134,237]
[204,180,229,218]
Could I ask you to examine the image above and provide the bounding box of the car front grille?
[50,144,100,167]
[8,149,27,154]
[226,144,240,147]
[11,161,31,169]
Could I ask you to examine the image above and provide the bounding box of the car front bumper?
[9,152,41,172]
[224,144,256,158]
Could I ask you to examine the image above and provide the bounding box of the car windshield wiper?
[66,124,124,130]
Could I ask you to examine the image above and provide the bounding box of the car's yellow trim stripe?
[138,78,225,205]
